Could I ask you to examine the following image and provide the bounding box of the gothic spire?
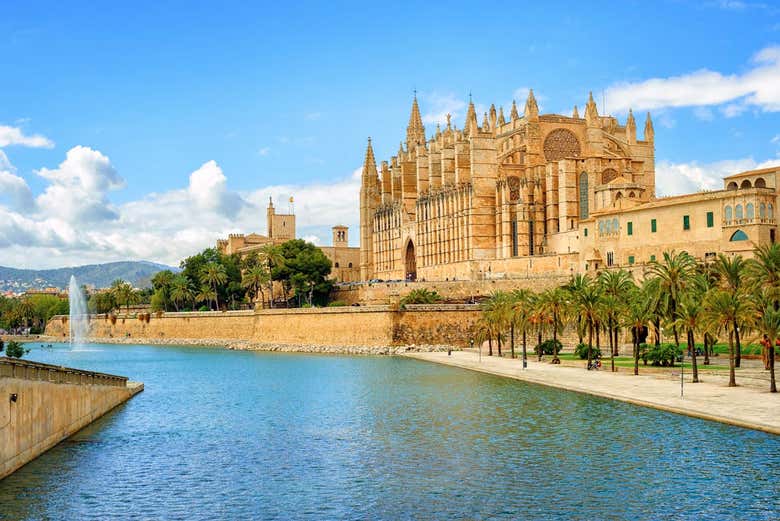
[362,137,378,180]
[644,112,654,142]
[482,112,490,131]
[524,89,539,120]
[406,93,426,149]
[626,109,636,143]
[465,96,478,135]
[585,91,600,126]
[498,106,506,126]
[510,99,519,121]
[572,105,580,118]
[489,104,497,129]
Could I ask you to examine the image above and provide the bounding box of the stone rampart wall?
[0,357,142,480]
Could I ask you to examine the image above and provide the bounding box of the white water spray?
[68,275,89,349]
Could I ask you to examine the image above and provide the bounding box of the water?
[1,344,779,521]
[67,275,89,349]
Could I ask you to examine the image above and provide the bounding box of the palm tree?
[598,269,634,358]
[169,275,193,311]
[564,274,591,346]
[646,250,697,347]
[16,298,35,330]
[746,243,780,369]
[473,316,496,357]
[753,300,779,393]
[703,289,757,387]
[672,296,705,383]
[195,286,216,310]
[242,265,270,308]
[572,275,601,369]
[511,289,535,366]
[110,279,138,313]
[482,292,513,357]
[623,287,654,375]
[600,294,622,372]
[200,262,227,310]
[713,254,748,367]
[538,287,568,363]
[260,244,285,308]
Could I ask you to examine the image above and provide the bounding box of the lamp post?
[680,342,685,399]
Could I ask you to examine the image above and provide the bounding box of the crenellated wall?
[0,358,142,480]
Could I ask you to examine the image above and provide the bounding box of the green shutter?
[584,228,588,237]
[627,222,633,236]
[683,215,690,230]
[650,254,656,262]
[651,219,657,233]
[706,211,714,227]
[628,255,635,265]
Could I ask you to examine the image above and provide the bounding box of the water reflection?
[0,344,778,520]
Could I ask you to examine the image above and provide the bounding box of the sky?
[1,0,780,269]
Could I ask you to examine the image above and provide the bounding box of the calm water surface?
[1,343,778,520]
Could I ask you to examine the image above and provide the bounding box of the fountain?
[68,275,89,349]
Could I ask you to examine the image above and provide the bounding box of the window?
[335,262,340,268]
[706,211,714,228]
[627,222,633,236]
[725,206,733,222]
[348,263,353,268]
[651,219,657,233]
[612,218,618,232]
[683,215,690,230]
[729,230,748,242]
[736,204,743,220]
[579,173,589,219]
[628,255,635,265]
[584,227,588,237]
[511,218,519,256]
[747,203,755,220]
[650,254,656,262]
[760,203,766,219]
[607,251,614,267]
[770,204,774,219]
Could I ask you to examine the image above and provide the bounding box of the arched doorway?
[405,241,417,281]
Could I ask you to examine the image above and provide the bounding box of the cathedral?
[359,91,779,282]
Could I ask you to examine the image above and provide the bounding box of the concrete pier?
[0,357,143,480]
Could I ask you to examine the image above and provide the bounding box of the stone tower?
[267,197,296,241]
[359,137,380,280]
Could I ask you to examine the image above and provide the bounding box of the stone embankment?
[0,357,143,480]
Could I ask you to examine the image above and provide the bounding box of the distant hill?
[0,261,179,292]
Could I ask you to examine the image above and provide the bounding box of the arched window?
[736,204,743,220]
[725,205,733,222]
[628,191,636,198]
[730,230,749,242]
[612,218,619,232]
[746,203,755,219]
[740,179,752,189]
[760,203,767,219]
[615,192,623,200]
[727,182,738,190]
[599,220,605,235]
[755,177,766,188]
[579,173,589,219]
[348,262,353,268]
[335,262,340,268]
[770,204,775,219]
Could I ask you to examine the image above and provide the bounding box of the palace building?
[217,198,360,283]
[359,92,779,282]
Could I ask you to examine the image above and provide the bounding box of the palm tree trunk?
[728,329,736,387]
[654,319,661,346]
[552,318,559,362]
[510,324,515,359]
[609,320,615,373]
[587,323,593,369]
[633,328,639,376]
[497,334,502,357]
[770,342,777,393]
[522,329,527,368]
[733,319,742,368]
[488,337,493,356]
[213,282,220,311]
[689,329,699,383]
[537,329,542,361]
[703,333,711,365]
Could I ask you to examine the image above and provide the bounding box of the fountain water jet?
[68,275,89,349]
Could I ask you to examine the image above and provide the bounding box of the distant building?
[216,198,360,283]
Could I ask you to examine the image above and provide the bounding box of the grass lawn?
[550,353,730,370]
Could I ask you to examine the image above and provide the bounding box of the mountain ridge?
[0,261,179,292]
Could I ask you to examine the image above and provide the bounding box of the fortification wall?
[332,275,571,305]
[0,358,142,480]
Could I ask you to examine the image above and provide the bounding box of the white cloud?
[693,106,715,121]
[656,157,780,196]
[0,151,34,210]
[771,134,780,144]
[0,147,361,269]
[604,45,780,115]
[0,124,54,148]
[420,92,467,127]
[258,146,270,156]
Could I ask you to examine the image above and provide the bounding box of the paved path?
[405,351,780,435]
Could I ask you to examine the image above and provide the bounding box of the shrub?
[400,288,442,307]
[642,343,681,367]
[535,339,562,356]
[5,340,28,359]
[198,305,210,312]
[328,300,348,307]
[574,343,602,359]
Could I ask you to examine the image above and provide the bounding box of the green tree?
[703,289,757,387]
[272,240,332,307]
[623,287,654,375]
[571,275,601,369]
[746,243,780,369]
[110,280,139,313]
[510,289,535,362]
[200,262,227,310]
[538,287,568,363]
[259,244,285,308]
[598,269,634,362]
[713,254,748,368]
[5,340,28,359]
[672,296,705,383]
[753,299,779,393]
[242,265,270,308]
[646,251,698,347]
[169,275,194,311]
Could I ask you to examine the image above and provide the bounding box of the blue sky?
[1,0,779,268]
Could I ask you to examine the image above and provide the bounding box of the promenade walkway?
[406,350,780,435]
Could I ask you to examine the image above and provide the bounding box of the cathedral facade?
[359,92,779,282]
